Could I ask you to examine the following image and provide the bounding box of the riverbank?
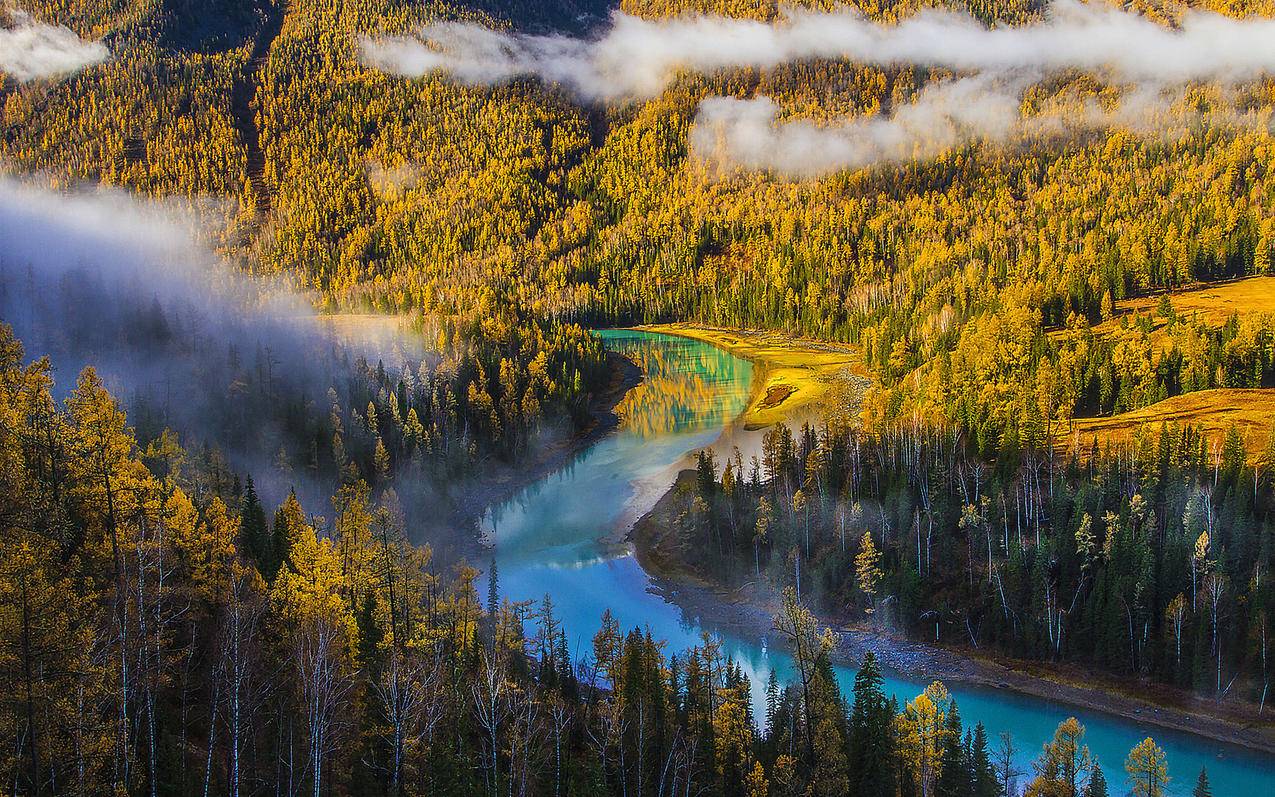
[634,324,870,429]
[455,350,642,530]
[630,473,1275,757]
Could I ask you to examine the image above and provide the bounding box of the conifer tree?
[936,701,971,797]
[849,651,895,796]
[1125,738,1169,797]
[1191,767,1212,797]
[1027,717,1092,797]
[970,723,998,797]
[1085,764,1109,797]
[240,475,270,574]
[856,530,883,618]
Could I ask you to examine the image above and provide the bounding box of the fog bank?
[0,180,424,513]
[690,79,1262,178]
[360,3,1275,101]
[0,10,108,81]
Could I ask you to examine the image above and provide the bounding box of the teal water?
[481,330,1273,795]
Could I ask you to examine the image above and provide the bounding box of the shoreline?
[630,472,1275,758]
[451,350,643,537]
[633,323,870,429]
[463,323,1275,757]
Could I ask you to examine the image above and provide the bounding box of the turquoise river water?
[481,330,1272,794]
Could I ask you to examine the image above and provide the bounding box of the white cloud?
[689,80,1269,178]
[0,10,108,82]
[360,3,1275,101]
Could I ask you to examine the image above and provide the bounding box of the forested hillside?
[0,322,1195,797]
[6,0,1275,453]
[657,417,1275,708]
[4,0,1275,791]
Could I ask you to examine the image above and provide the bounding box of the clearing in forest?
[1060,388,1275,460]
[1089,276,1275,342]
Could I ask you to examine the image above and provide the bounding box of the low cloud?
[0,180,423,510]
[360,3,1275,101]
[690,81,1268,178]
[691,78,1019,177]
[0,10,108,82]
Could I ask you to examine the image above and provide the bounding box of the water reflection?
[481,330,751,565]
[481,330,1272,796]
[612,335,753,438]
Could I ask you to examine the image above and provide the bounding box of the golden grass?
[1059,388,1275,459]
[1116,276,1275,324]
[1080,276,1275,347]
[637,324,871,429]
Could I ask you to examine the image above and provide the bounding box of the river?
[481,329,1273,795]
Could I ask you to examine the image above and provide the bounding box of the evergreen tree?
[269,489,304,579]
[1085,765,1109,797]
[849,651,896,795]
[936,701,971,797]
[239,474,271,573]
[485,557,500,647]
[765,669,780,734]
[1192,767,1212,797]
[970,723,998,797]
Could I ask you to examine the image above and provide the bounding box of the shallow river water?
[481,330,1272,795]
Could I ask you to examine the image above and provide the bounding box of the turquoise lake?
[481,329,1273,795]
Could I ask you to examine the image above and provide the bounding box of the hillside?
[5,0,1275,453]
[1061,387,1275,460]
[5,3,1275,796]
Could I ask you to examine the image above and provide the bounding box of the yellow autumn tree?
[855,530,883,617]
[897,681,952,797]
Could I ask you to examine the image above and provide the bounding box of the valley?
[5,0,1275,795]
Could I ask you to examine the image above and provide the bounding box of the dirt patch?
[759,383,796,410]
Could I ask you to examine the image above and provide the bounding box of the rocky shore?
[631,473,1275,757]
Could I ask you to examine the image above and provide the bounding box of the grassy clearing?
[637,324,870,429]
[1059,388,1275,459]
[1112,276,1275,325]
[1078,276,1275,349]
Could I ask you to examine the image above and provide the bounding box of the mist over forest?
[2,1,1275,796]
[0,181,442,527]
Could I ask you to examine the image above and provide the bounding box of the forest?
[0,324,1199,796]
[661,417,1274,703]
[6,0,1275,452]
[4,0,1275,792]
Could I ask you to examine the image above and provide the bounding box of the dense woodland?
[665,418,1275,706]
[0,245,610,536]
[4,0,1275,792]
[6,0,1275,448]
[0,325,1200,796]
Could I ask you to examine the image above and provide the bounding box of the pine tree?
[765,669,780,734]
[486,558,500,618]
[936,701,971,797]
[270,489,305,578]
[1192,767,1212,797]
[485,558,500,647]
[970,723,998,797]
[240,475,271,575]
[849,651,894,796]
[1085,764,1109,797]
